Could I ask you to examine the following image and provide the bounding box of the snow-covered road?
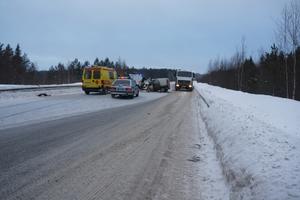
[0,87,167,130]
[0,90,229,200]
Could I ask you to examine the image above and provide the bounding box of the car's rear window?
[84,70,92,79]
[113,80,130,86]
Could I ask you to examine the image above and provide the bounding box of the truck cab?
[175,70,194,91]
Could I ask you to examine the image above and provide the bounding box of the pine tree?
[3,44,14,83]
[0,43,4,83]
[94,58,100,66]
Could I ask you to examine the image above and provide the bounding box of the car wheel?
[85,91,90,95]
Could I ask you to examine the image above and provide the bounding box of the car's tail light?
[126,87,132,92]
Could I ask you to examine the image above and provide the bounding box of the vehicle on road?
[82,66,117,95]
[175,70,194,91]
[129,73,143,88]
[146,79,160,92]
[145,78,170,92]
[110,79,139,99]
[156,78,170,92]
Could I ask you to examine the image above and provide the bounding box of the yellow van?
[82,66,117,94]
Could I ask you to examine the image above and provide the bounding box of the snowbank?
[0,83,81,90]
[195,83,300,200]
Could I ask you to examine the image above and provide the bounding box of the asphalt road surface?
[0,91,228,200]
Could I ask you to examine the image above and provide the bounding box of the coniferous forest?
[0,43,176,85]
[200,45,300,100]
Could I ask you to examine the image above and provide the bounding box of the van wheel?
[85,91,90,95]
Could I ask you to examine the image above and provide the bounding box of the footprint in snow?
[193,144,201,149]
[187,155,201,162]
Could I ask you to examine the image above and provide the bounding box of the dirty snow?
[195,83,300,200]
[192,93,230,200]
[0,87,167,130]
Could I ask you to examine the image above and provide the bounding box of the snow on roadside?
[0,83,81,90]
[0,88,167,130]
[192,94,230,200]
[195,83,300,200]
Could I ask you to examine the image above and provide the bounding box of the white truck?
[175,70,194,91]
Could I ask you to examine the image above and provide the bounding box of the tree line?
[200,0,300,101]
[0,43,176,85]
[201,45,300,100]
[0,43,37,84]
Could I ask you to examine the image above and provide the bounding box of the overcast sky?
[0,0,287,73]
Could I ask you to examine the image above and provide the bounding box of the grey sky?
[0,0,287,73]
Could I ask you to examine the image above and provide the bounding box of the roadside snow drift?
[195,83,300,200]
[0,87,167,130]
[0,83,82,90]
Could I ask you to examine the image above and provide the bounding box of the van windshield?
[113,80,130,86]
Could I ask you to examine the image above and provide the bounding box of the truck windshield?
[177,71,192,77]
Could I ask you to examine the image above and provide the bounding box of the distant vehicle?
[146,79,160,92]
[82,66,117,95]
[129,73,143,88]
[175,70,194,91]
[156,78,170,92]
[141,78,151,90]
[110,78,139,99]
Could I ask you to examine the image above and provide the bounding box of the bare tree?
[287,0,300,99]
[232,50,242,89]
[234,37,246,91]
[276,5,290,98]
[240,36,246,91]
